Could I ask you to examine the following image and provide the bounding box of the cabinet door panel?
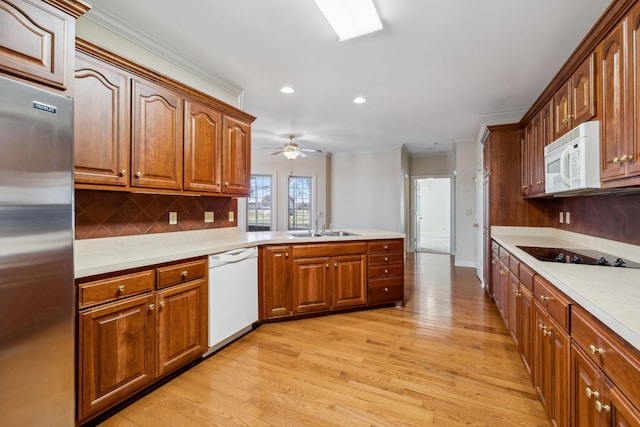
[629,4,640,176]
[552,82,571,140]
[78,294,155,419]
[600,19,629,181]
[221,116,251,195]
[549,317,570,427]
[572,53,596,126]
[184,99,222,193]
[156,279,207,376]
[132,79,183,190]
[570,344,602,427]
[0,0,69,89]
[332,254,366,309]
[607,382,640,427]
[519,286,533,377]
[533,303,551,409]
[263,246,292,318]
[74,54,130,186]
[292,257,330,313]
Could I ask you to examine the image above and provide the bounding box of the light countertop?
[491,226,640,352]
[74,228,405,279]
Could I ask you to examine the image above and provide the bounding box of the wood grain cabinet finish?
[331,254,367,309]
[184,98,222,193]
[77,258,208,424]
[261,245,293,319]
[292,257,332,313]
[131,78,184,191]
[553,81,572,141]
[0,0,87,91]
[78,293,155,420]
[74,53,130,186]
[367,239,404,305]
[221,116,251,196]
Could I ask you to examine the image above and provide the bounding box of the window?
[288,176,312,230]
[247,175,272,231]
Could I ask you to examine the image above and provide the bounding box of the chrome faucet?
[315,212,324,234]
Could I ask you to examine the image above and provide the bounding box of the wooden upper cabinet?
[521,123,533,196]
[0,0,79,91]
[627,2,640,178]
[132,79,184,190]
[74,53,130,186]
[600,18,630,182]
[552,81,572,140]
[184,99,222,193]
[572,53,596,126]
[222,116,251,195]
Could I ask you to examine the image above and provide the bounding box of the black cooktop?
[516,246,640,269]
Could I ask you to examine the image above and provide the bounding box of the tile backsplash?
[75,190,238,239]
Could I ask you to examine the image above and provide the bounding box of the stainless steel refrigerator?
[0,76,75,426]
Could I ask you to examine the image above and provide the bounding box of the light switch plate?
[228,211,235,222]
[204,211,214,223]
[169,212,178,225]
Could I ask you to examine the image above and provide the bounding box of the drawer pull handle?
[181,270,188,279]
[384,257,389,263]
[595,401,610,413]
[149,303,155,311]
[285,252,289,258]
[326,263,329,268]
[334,262,337,268]
[384,245,389,250]
[118,285,125,293]
[159,300,166,308]
[585,387,600,399]
[384,269,389,275]
[135,171,143,178]
[589,345,604,355]
[539,295,549,302]
[384,287,389,293]
[119,169,127,177]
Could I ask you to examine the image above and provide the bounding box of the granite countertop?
[74,228,405,279]
[491,226,640,352]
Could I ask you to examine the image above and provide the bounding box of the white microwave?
[544,121,600,194]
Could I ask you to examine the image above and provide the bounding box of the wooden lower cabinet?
[77,259,208,424]
[78,293,155,420]
[260,240,401,320]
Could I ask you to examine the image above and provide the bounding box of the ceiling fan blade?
[262,147,286,150]
[298,151,307,157]
[270,151,283,155]
[300,148,322,153]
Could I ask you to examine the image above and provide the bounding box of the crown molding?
[473,108,526,145]
[83,5,243,98]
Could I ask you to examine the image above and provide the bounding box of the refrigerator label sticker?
[33,101,56,114]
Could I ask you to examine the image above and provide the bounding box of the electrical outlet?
[228,211,235,222]
[204,211,214,223]
[559,212,564,224]
[169,212,178,225]
[565,211,570,224]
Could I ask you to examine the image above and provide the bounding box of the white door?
[415,177,451,253]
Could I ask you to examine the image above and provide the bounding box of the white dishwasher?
[206,246,258,356]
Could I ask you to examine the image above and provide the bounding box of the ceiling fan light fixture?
[353,96,366,104]
[314,0,383,41]
[280,86,295,94]
[283,149,300,160]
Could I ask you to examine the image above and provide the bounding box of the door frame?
[411,174,455,254]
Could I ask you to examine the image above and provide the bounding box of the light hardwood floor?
[99,253,549,426]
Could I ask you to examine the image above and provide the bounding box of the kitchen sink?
[321,230,360,237]
[289,231,324,238]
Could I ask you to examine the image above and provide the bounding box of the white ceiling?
[84,0,612,155]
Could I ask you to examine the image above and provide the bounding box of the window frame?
[247,174,275,232]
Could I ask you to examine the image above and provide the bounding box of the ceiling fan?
[264,134,322,160]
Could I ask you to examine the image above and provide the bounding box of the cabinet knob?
[285,252,289,258]
[224,182,229,187]
[384,245,389,251]
[384,287,389,293]
[216,181,221,187]
[539,295,549,302]
[326,263,329,268]
[585,387,600,399]
[135,171,143,178]
[118,285,125,293]
[119,170,127,177]
[594,401,610,413]
[384,269,389,275]
[384,257,389,263]
[589,344,604,356]
[181,270,188,279]
[149,303,155,311]
[334,262,337,268]
[159,300,166,308]
[613,157,620,164]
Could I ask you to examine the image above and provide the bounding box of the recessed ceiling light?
[353,96,366,104]
[314,0,383,41]
[280,86,295,94]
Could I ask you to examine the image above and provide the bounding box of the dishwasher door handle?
[211,247,257,264]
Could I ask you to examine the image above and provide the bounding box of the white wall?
[329,148,405,233]
[454,142,477,267]
[251,150,328,231]
[411,153,455,176]
[76,18,239,105]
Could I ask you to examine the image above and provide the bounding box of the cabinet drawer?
[491,241,499,254]
[571,306,640,407]
[368,264,403,279]
[498,246,510,264]
[292,242,366,258]
[509,255,520,275]
[78,270,155,309]
[368,239,403,253]
[533,275,570,331]
[519,263,535,292]
[156,259,207,289]
[368,277,403,304]
[368,252,404,266]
